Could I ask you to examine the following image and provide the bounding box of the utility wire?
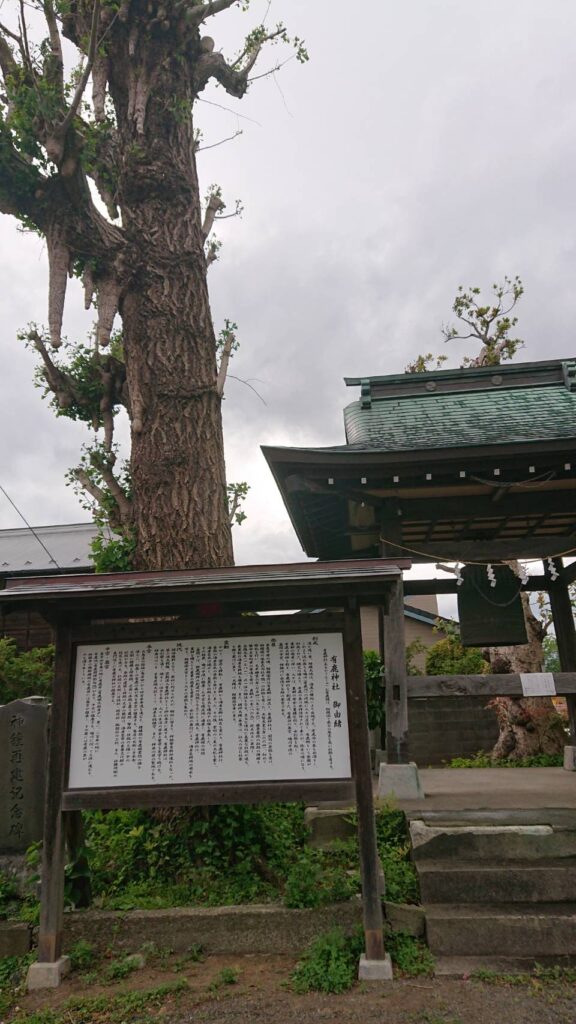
[0,483,61,570]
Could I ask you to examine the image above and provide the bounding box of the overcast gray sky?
[1,0,576,576]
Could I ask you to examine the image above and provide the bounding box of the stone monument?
[0,699,48,855]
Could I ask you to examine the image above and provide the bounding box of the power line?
[0,483,61,570]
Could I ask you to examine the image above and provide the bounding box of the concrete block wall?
[407,695,500,766]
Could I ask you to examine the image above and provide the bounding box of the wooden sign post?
[0,560,402,988]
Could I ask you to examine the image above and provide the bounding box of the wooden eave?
[0,559,409,620]
[262,439,576,563]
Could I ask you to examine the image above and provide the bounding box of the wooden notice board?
[0,560,405,973]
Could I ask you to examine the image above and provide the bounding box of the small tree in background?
[406,277,568,759]
[0,639,54,704]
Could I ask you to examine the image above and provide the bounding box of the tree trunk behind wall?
[488,591,566,760]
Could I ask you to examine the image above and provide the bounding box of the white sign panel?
[68,633,351,789]
[520,672,557,697]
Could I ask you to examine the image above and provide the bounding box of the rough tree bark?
[487,592,566,760]
[107,27,234,569]
[0,1,301,570]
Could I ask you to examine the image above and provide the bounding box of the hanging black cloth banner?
[458,564,528,647]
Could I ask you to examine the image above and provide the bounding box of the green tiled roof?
[344,384,576,451]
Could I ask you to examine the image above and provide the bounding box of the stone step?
[410,819,576,862]
[425,903,576,957]
[405,807,576,827]
[434,954,576,976]
[418,859,576,904]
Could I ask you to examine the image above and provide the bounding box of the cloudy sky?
[1,0,576,579]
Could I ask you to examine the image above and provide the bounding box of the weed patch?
[208,966,240,992]
[68,939,97,972]
[445,753,563,769]
[472,963,576,988]
[385,928,434,977]
[291,929,361,994]
[11,980,188,1024]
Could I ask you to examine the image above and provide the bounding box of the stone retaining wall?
[63,902,364,955]
[408,695,499,766]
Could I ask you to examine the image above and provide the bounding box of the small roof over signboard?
[0,559,408,618]
[262,358,576,564]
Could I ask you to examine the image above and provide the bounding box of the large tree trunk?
[487,591,566,760]
[110,34,234,571]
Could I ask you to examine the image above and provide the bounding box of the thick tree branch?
[194,50,250,98]
[185,0,240,25]
[228,491,240,524]
[216,329,234,397]
[202,191,225,238]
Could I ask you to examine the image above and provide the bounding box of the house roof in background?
[0,523,97,576]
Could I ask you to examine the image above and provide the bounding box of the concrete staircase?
[409,811,576,974]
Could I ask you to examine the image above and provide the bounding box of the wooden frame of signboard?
[0,560,406,978]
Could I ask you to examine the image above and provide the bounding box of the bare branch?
[59,0,101,135]
[73,467,111,512]
[95,458,131,516]
[28,328,84,410]
[18,0,33,75]
[227,373,267,405]
[42,0,64,92]
[196,129,243,152]
[248,54,294,82]
[0,20,21,47]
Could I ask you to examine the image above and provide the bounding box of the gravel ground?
[17,953,576,1024]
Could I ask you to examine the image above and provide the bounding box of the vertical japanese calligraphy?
[8,713,25,841]
[68,633,351,788]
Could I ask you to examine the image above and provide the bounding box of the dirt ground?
[14,953,576,1024]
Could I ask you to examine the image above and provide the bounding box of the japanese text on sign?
[68,633,351,788]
